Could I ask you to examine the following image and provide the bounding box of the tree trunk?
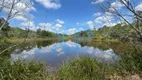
[0,20,7,30]
[139,33,142,42]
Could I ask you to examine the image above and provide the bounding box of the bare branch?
[96,0,142,41]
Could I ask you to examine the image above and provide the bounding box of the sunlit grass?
[0,56,142,80]
[58,55,142,80]
[0,51,142,80]
[7,38,57,43]
[58,57,116,80]
[0,58,51,80]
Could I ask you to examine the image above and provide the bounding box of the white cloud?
[13,13,34,21]
[20,19,84,35]
[34,19,65,32]
[77,22,80,25]
[20,21,38,31]
[14,16,27,21]
[26,6,36,12]
[91,0,129,28]
[68,28,77,35]
[91,0,105,4]
[0,0,36,21]
[87,47,94,54]
[56,19,64,24]
[107,1,124,13]
[55,23,62,28]
[76,22,86,26]
[37,22,54,32]
[87,21,94,30]
[94,0,131,27]
[95,13,114,23]
[94,16,105,24]
[20,21,35,27]
[66,27,85,35]
[104,22,117,27]
[35,0,61,9]
[39,23,52,28]
[79,28,84,31]
[135,3,142,11]
[93,12,102,17]
[94,14,117,27]
[111,1,124,9]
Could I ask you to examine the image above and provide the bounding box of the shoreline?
[7,38,57,43]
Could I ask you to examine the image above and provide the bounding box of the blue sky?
[1,0,142,34]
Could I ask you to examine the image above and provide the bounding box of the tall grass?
[0,53,142,80]
[58,55,142,80]
[58,57,115,80]
[0,56,142,80]
[0,57,52,80]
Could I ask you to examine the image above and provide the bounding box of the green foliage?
[0,18,10,31]
[0,18,10,38]
[0,58,50,80]
[7,27,27,38]
[93,24,136,41]
[72,24,136,41]
[0,18,55,39]
[78,41,142,76]
[36,29,55,38]
[59,57,114,80]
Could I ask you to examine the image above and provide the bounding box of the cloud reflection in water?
[11,41,119,66]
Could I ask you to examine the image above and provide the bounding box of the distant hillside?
[71,24,137,41]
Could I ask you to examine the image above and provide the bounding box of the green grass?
[0,57,52,80]
[58,57,115,80]
[58,55,142,80]
[0,48,142,80]
[7,38,57,43]
[0,55,142,80]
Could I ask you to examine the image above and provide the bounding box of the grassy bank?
[91,39,119,42]
[59,57,113,80]
[59,56,142,80]
[0,57,49,80]
[0,56,141,80]
[7,38,57,43]
[0,40,142,80]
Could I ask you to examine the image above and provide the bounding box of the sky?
[1,0,142,35]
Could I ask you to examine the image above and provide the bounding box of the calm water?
[10,40,119,67]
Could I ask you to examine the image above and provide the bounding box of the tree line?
[0,18,56,39]
[72,23,140,42]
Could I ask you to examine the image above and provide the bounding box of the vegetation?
[0,17,142,80]
[0,57,50,80]
[59,56,142,80]
[72,24,137,42]
[0,18,58,44]
[0,0,142,79]
[59,57,113,80]
[0,54,141,80]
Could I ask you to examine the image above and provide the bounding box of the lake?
[10,40,120,70]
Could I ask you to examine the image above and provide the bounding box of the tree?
[95,0,142,41]
[36,29,55,38]
[0,0,33,30]
[0,18,10,38]
[0,18,9,30]
[0,0,34,55]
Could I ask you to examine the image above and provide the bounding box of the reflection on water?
[11,41,119,67]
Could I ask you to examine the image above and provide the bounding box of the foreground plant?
[0,58,51,80]
[58,57,116,80]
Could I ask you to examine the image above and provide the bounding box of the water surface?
[11,41,119,67]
